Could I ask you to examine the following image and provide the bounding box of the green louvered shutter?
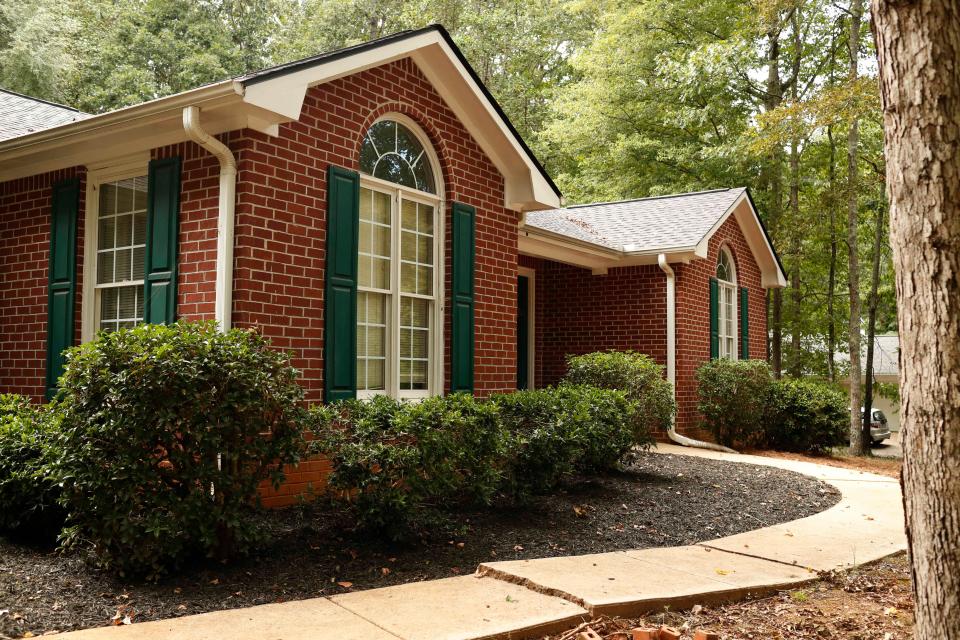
[709,277,719,359]
[451,202,476,393]
[143,157,181,325]
[740,287,749,360]
[324,165,360,402]
[45,178,80,400]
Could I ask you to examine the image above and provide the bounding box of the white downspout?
[182,106,236,332]
[658,253,737,453]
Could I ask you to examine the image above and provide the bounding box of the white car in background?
[861,407,892,445]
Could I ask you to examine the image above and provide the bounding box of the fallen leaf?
[337,581,353,588]
[715,569,731,576]
[381,567,391,576]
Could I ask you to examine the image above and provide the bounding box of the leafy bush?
[696,359,773,447]
[564,351,673,443]
[311,393,505,536]
[495,384,641,498]
[46,322,306,578]
[0,395,64,538]
[765,379,848,454]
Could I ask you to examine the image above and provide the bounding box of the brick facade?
[0,167,86,401]
[518,213,768,439]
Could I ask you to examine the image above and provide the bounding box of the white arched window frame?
[716,247,738,360]
[356,114,445,399]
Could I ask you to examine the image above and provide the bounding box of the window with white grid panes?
[357,188,392,392]
[357,117,441,398]
[96,176,148,332]
[716,247,738,360]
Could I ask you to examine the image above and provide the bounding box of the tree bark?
[764,26,786,378]
[826,125,838,382]
[873,0,960,637]
[845,0,865,456]
[861,205,884,452]
[788,7,803,378]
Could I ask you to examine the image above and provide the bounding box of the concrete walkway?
[53,445,907,640]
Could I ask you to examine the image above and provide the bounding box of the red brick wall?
[524,257,667,388]
[0,167,86,401]
[227,57,517,407]
[674,213,767,437]
[520,212,768,439]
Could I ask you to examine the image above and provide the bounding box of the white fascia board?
[694,192,787,289]
[520,226,698,271]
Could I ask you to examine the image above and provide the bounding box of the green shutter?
[143,157,181,325]
[709,277,719,359]
[451,202,476,393]
[45,178,80,400]
[324,165,360,402]
[740,286,749,360]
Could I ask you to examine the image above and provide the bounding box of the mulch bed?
[0,452,840,638]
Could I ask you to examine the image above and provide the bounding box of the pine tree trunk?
[873,1,960,636]
[788,8,803,378]
[846,0,865,456]
[765,27,785,378]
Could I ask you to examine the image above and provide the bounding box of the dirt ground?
[0,453,839,638]
[750,448,902,479]
[551,552,914,640]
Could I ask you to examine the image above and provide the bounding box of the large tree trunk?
[861,206,884,450]
[846,0,865,455]
[873,1,960,636]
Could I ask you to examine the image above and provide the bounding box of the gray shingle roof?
[525,188,747,252]
[0,89,89,141]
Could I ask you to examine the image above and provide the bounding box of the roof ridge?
[564,187,740,210]
[0,87,85,113]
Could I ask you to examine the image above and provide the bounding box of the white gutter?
[183,106,236,332]
[658,253,737,453]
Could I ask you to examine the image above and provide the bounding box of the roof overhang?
[519,189,787,286]
[0,26,560,212]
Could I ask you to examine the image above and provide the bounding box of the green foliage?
[46,322,306,578]
[0,395,64,537]
[765,378,848,454]
[564,350,673,438]
[310,393,505,537]
[696,359,773,447]
[495,384,640,498]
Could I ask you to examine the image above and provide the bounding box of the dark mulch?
[0,453,840,637]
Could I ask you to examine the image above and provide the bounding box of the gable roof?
[0,26,559,211]
[521,187,787,287]
[525,188,747,252]
[0,89,88,141]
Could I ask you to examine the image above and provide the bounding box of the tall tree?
[861,202,885,440]
[873,1,960,636]
[844,0,865,455]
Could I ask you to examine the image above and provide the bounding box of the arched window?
[360,119,436,194]
[356,116,442,398]
[716,247,738,360]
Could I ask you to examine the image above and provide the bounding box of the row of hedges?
[0,324,668,576]
[696,359,848,453]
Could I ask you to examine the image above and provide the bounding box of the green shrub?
[765,379,848,454]
[0,396,64,538]
[695,359,773,447]
[46,322,306,578]
[564,351,672,443]
[495,384,641,498]
[311,393,505,536]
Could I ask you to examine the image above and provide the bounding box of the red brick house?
[0,26,784,502]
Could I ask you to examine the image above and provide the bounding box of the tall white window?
[357,117,442,398]
[716,247,738,360]
[95,176,148,332]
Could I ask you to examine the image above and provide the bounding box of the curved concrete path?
[53,445,906,640]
